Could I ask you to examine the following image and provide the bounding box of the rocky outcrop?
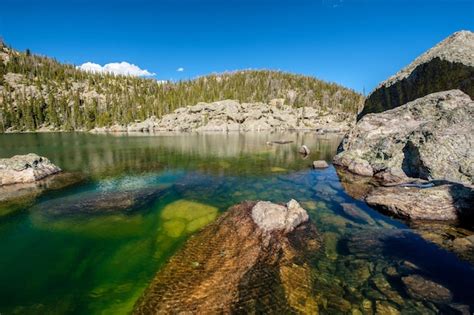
[335,90,474,185]
[0,154,61,186]
[359,30,474,119]
[134,200,321,314]
[335,32,474,228]
[156,100,353,132]
[91,100,354,133]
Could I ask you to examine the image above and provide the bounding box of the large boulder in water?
[0,153,61,186]
[335,90,474,185]
[365,182,474,224]
[134,200,321,314]
[359,30,474,119]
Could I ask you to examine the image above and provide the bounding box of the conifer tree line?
[0,42,363,132]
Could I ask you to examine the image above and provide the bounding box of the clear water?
[0,132,473,314]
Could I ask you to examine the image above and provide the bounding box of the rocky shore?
[91,99,354,133]
[134,200,321,314]
[335,30,474,221]
[334,30,474,260]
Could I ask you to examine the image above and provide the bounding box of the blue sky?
[1,0,473,93]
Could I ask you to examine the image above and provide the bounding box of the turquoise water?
[0,132,473,314]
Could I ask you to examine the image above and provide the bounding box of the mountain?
[0,42,363,132]
[359,30,474,119]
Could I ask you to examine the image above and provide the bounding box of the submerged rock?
[340,203,375,225]
[402,275,453,304]
[359,30,474,119]
[0,172,86,218]
[336,168,375,200]
[0,154,61,186]
[134,200,321,314]
[160,200,218,238]
[35,188,162,216]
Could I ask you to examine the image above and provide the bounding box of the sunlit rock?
[365,183,474,223]
[0,153,61,186]
[312,160,329,169]
[134,200,321,314]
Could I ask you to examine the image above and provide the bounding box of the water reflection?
[0,132,341,177]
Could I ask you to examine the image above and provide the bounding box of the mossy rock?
[160,200,218,238]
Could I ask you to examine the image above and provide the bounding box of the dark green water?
[0,132,473,314]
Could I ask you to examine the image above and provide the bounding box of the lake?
[0,132,473,314]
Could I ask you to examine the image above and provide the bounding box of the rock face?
[0,154,61,186]
[335,90,474,185]
[123,100,353,133]
[359,30,474,119]
[134,200,321,314]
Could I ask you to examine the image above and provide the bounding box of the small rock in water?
[402,275,453,303]
[312,160,329,169]
[299,145,310,155]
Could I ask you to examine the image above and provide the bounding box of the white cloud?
[177,67,184,72]
[77,61,155,77]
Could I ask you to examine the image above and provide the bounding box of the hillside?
[0,42,363,132]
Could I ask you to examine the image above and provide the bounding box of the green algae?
[160,200,218,238]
